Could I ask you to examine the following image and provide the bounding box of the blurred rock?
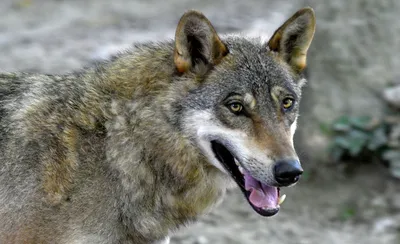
[383,85,400,108]
[371,196,388,208]
[194,236,208,244]
[372,215,400,234]
[391,194,400,210]
[0,0,296,73]
[297,0,400,164]
[388,125,400,148]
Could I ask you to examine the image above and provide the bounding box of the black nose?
[274,159,303,186]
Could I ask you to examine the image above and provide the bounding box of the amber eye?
[282,98,294,110]
[229,103,243,114]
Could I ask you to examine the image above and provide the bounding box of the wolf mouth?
[211,140,284,217]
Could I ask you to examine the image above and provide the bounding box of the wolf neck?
[84,43,229,235]
[67,42,227,194]
[107,98,226,236]
[91,42,207,179]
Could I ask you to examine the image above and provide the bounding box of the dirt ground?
[1,0,399,243]
[173,165,400,244]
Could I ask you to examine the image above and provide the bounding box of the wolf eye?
[282,98,294,110]
[228,103,243,114]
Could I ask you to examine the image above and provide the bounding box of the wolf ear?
[174,10,228,74]
[267,7,316,73]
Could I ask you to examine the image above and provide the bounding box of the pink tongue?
[244,171,278,209]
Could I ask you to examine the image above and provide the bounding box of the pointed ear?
[174,10,228,74]
[268,7,316,73]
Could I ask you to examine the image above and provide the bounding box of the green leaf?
[332,116,351,132]
[367,127,388,151]
[319,122,332,136]
[347,130,370,156]
[348,129,370,138]
[334,136,352,149]
[349,116,373,130]
[340,207,356,221]
[348,139,366,156]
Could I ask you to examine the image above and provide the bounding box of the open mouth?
[211,141,286,217]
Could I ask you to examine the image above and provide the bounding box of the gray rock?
[388,124,400,148]
[373,216,400,234]
[391,194,400,210]
[383,85,400,108]
[194,236,209,244]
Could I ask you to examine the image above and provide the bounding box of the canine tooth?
[278,194,286,205]
[238,165,244,174]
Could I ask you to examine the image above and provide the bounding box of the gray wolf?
[0,7,315,244]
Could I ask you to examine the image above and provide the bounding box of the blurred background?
[1,0,399,243]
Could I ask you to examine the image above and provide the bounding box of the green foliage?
[339,206,357,221]
[329,115,400,179]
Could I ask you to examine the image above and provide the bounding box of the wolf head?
[174,8,316,216]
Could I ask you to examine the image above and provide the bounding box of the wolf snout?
[273,159,303,186]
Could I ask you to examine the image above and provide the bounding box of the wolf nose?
[274,160,303,186]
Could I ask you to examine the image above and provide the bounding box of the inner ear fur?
[174,10,228,74]
[268,7,316,73]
